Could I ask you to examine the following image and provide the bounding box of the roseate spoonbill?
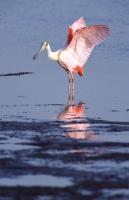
[33,17,110,96]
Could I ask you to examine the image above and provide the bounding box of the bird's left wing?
[61,25,110,72]
[66,17,86,45]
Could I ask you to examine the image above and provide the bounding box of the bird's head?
[33,41,49,60]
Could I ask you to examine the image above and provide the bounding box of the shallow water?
[0,0,129,199]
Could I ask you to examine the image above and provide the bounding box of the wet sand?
[0,103,129,199]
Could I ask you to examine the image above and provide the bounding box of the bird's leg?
[67,72,74,104]
[68,73,71,102]
[71,73,74,101]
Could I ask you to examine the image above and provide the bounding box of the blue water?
[0,0,129,199]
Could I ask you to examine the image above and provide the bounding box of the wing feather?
[61,25,110,70]
[70,17,86,32]
[66,17,86,45]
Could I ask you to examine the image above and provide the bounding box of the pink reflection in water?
[57,101,97,141]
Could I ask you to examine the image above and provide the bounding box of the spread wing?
[66,17,86,45]
[61,25,110,70]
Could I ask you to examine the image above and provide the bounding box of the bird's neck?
[46,44,61,61]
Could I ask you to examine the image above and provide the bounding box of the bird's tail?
[74,66,84,76]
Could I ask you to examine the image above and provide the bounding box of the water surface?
[0,0,129,199]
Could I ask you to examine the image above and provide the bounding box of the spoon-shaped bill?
[33,43,44,60]
[33,53,39,60]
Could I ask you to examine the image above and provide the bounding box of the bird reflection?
[57,95,97,141]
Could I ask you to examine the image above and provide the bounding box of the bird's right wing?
[66,17,86,45]
[61,25,110,70]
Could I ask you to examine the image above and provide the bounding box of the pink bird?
[33,17,110,97]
